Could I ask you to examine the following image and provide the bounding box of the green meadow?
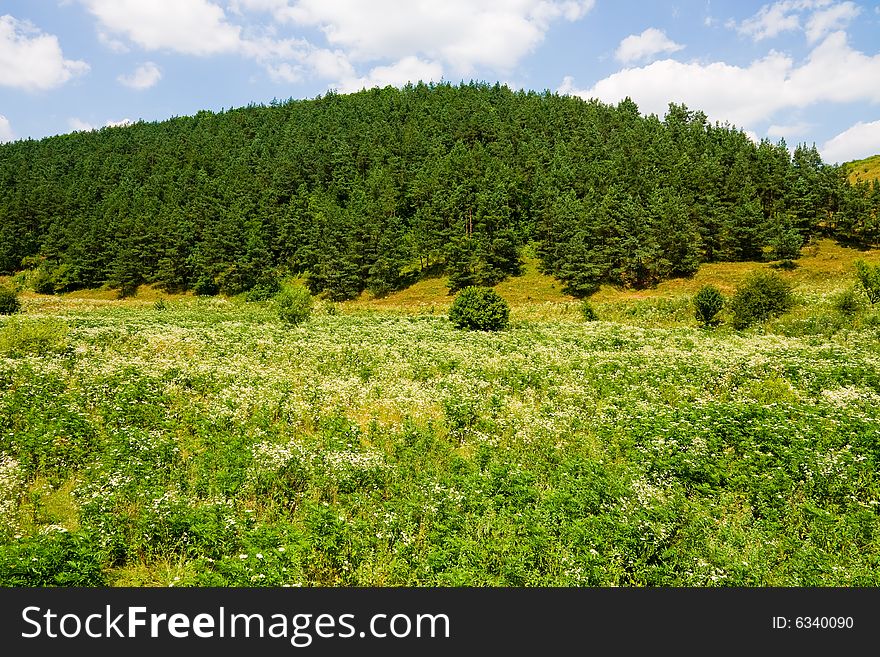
[1,239,880,587]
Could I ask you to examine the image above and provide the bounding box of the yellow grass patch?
[343,255,575,314]
[847,154,880,184]
[592,238,880,302]
[17,477,80,535]
[345,239,879,313]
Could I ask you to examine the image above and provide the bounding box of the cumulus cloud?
[821,120,880,163]
[615,28,684,64]
[229,0,297,21]
[0,114,13,142]
[559,31,880,131]
[79,0,241,56]
[68,117,133,132]
[0,14,89,90]
[804,1,860,43]
[280,0,594,75]
[117,62,162,89]
[734,0,807,41]
[79,1,594,90]
[732,1,860,43]
[335,56,443,93]
[263,46,354,83]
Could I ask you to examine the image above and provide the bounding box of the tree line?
[1,82,878,299]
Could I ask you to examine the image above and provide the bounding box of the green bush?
[0,285,21,315]
[193,276,219,297]
[770,226,802,262]
[245,273,281,302]
[448,286,510,331]
[579,300,598,321]
[277,285,314,325]
[693,285,724,327]
[0,531,107,586]
[30,267,56,295]
[729,271,793,330]
[854,260,880,305]
[831,286,864,316]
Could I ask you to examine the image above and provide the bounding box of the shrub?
[31,267,56,295]
[277,285,314,326]
[0,531,107,586]
[729,271,793,330]
[579,300,598,321]
[770,226,802,262]
[193,276,219,297]
[0,285,21,315]
[448,286,510,331]
[854,260,880,305]
[693,285,724,327]
[831,286,864,316]
[245,273,281,302]
[769,258,798,270]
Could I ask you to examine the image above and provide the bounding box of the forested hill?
[2,82,879,299]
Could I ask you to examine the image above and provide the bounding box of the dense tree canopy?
[0,82,876,298]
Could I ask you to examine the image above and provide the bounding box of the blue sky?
[1,0,879,162]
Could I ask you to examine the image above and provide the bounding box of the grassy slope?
[343,238,880,313]
[8,239,880,319]
[846,154,880,184]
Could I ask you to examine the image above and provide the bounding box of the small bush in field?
[831,286,864,316]
[854,260,880,305]
[276,286,314,326]
[693,285,724,327]
[729,271,793,330]
[448,286,509,331]
[0,285,21,315]
[579,300,598,321]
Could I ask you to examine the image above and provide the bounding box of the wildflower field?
[2,248,880,587]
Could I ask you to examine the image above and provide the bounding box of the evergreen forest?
[1,81,879,300]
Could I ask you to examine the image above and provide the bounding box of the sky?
[1,0,879,163]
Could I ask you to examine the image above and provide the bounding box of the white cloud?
[615,28,684,64]
[336,56,443,93]
[80,0,241,55]
[732,1,860,43]
[117,62,162,89]
[735,0,807,41]
[80,0,594,89]
[282,0,594,75]
[68,117,133,132]
[229,0,297,22]
[559,31,880,131]
[0,114,13,142]
[0,15,89,90]
[804,1,860,42]
[821,120,880,163]
[97,30,129,53]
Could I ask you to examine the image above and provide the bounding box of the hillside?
[2,82,878,304]
[846,154,880,184]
